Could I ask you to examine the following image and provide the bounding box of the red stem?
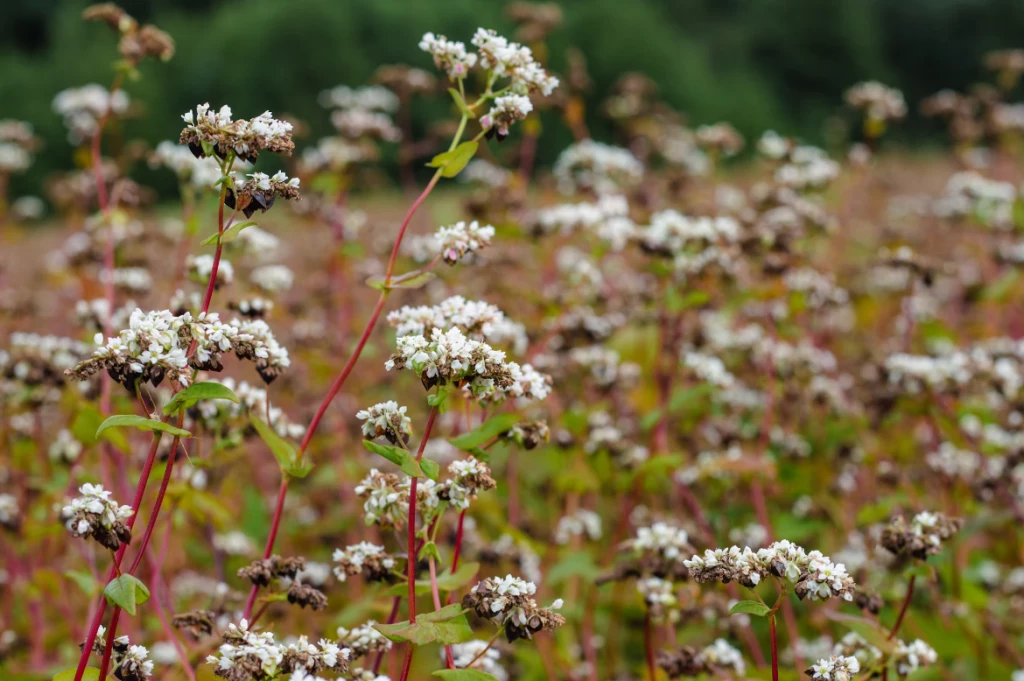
[199,189,226,314]
[383,173,440,284]
[242,475,290,620]
[644,611,656,681]
[769,614,779,681]
[97,607,122,681]
[429,557,455,668]
[888,575,916,640]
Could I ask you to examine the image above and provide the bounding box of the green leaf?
[433,670,499,681]
[729,600,770,617]
[449,413,520,450]
[103,574,150,616]
[374,604,473,645]
[546,552,600,586]
[427,386,452,413]
[251,416,302,473]
[200,220,259,246]
[366,271,436,291]
[422,541,442,563]
[447,88,477,119]
[65,570,99,597]
[420,457,440,481]
[54,669,100,681]
[163,382,240,416]
[388,561,481,597]
[284,459,315,479]
[72,405,128,451]
[426,141,479,178]
[362,440,429,478]
[96,415,190,440]
[903,562,936,581]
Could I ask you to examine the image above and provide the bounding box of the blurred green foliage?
[2,0,1024,197]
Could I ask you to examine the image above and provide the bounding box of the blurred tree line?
[2,0,1024,198]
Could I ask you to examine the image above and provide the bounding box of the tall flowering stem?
[240,114,472,620]
[769,613,779,681]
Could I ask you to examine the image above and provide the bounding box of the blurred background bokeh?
[3,0,1024,199]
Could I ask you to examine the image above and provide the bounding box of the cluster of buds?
[0,120,39,175]
[336,621,392,660]
[462,575,566,642]
[355,469,408,528]
[385,327,517,394]
[83,3,174,64]
[356,401,412,445]
[67,309,290,389]
[387,296,527,353]
[880,512,963,559]
[60,483,133,551]
[684,540,856,602]
[807,655,861,681]
[638,577,680,623]
[83,626,154,681]
[331,542,396,583]
[226,171,301,218]
[657,639,746,678]
[237,555,306,587]
[437,457,497,510]
[435,220,496,265]
[206,619,350,681]
[892,639,938,677]
[616,522,695,580]
[180,104,294,163]
[502,420,551,450]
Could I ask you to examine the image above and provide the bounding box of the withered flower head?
[880,512,963,560]
[225,171,301,219]
[172,610,217,639]
[287,581,328,611]
[237,554,306,587]
[84,3,175,63]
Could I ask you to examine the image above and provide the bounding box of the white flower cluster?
[319,85,399,113]
[758,130,793,160]
[337,621,392,659]
[52,84,130,143]
[783,268,850,309]
[809,655,861,681]
[470,28,559,95]
[448,641,507,681]
[554,509,602,545]
[640,209,740,255]
[60,483,133,545]
[187,254,234,286]
[386,327,546,403]
[48,428,83,464]
[683,351,735,388]
[355,469,408,528]
[0,142,30,173]
[356,401,412,443]
[553,140,644,195]
[151,141,223,188]
[700,639,746,676]
[0,494,19,529]
[250,264,294,294]
[387,296,528,354]
[534,195,634,249]
[461,159,512,188]
[330,109,401,141]
[845,81,907,121]
[481,95,534,139]
[637,577,680,623]
[100,267,154,293]
[933,171,1017,230]
[3,332,91,381]
[628,522,693,564]
[418,32,478,79]
[181,104,294,162]
[332,542,396,582]
[471,574,537,613]
[684,540,856,601]
[567,345,640,389]
[229,318,291,382]
[774,146,841,190]
[207,620,347,679]
[434,220,496,265]
[893,639,937,677]
[244,170,300,192]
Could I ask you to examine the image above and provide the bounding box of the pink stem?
[429,557,455,668]
[242,475,289,620]
[383,174,441,284]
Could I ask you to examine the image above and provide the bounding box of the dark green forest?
[3,0,1024,194]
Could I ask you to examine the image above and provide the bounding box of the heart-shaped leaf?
[448,413,520,450]
[200,220,259,246]
[729,600,770,617]
[427,141,479,179]
[163,382,239,416]
[103,574,150,616]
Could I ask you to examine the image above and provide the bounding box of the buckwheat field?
[2,3,1024,681]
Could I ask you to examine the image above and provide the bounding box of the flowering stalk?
[769,613,779,681]
[888,575,916,641]
[241,114,473,620]
[644,611,656,681]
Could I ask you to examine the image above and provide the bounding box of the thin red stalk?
[298,292,388,454]
[429,557,456,668]
[199,188,227,314]
[383,173,441,284]
[397,643,415,681]
[242,475,289,620]
[888,575,916,640]
[97,607,122,681]
[769,615,779,681]
[72,432,162,681]
[644,611,656,681]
